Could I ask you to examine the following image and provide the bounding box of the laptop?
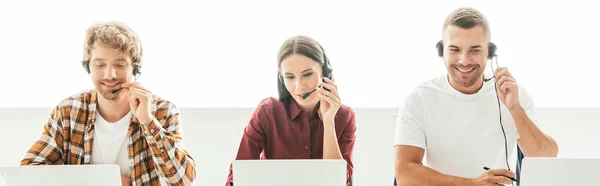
[232,159,346,186]
[0,164,121,186]
[519,157,600,186]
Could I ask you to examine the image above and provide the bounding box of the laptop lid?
[232,159,346,186]
[0,165,121,186]
[519,157,600,186]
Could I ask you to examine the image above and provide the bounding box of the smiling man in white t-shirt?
[394,7,558,186]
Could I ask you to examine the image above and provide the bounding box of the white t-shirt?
[394,74,540,179]
[92,111,132,177]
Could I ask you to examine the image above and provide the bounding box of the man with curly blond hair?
[20,21,196,186]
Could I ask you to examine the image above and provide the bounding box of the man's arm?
[395,145,515,186]
[142,102,196,185]
[20,106,65,165]
[512,106,559,157]
[494,67,559,157]
[395,145,473,185]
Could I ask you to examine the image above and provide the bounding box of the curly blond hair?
[82,21,143,68]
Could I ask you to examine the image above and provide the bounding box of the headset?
[82,60,141,77]
[82,60,142,94]
[436,40,497,59]
[436,40,515,185]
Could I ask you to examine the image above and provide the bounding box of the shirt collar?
[287,99,323,121]
[85,89,142,132]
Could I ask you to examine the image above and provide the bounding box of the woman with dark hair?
[225,35,356,186]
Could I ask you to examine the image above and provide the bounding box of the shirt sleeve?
[225,99,271,186]
[142,101,196,185]
[394,90,427,150]
[339,108,356,186]
[20,105,66,165]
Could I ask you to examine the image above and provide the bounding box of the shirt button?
[150,129,155,133]
[305,146,309,150]
[160,148,165,152]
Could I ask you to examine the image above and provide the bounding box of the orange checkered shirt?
[20,89,196,185]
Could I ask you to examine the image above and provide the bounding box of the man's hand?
[470,168,516,186]
[494,67,520,111]
[122,82,154,125]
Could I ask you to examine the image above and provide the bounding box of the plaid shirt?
[20,89,196,185]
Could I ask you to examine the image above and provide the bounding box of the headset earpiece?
[322,57,332,80]
[316,42,333,80]
[278,73,284,83]
[82,61,91,74]
[133,65,141,76]
[488,42,497,59]
[436,41,443,57]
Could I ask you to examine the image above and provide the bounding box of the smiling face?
[440,7,493,94]
[443,24,490,94]
[89,42,135,101]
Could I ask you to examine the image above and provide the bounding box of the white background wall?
[1,107,598,186]
[0,0,599,108]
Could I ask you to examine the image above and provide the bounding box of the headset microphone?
[111,69,141,94]
[301,89,317,99]
[301,78,332,99]
[111,88,123,94]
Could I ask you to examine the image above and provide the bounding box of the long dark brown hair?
[276,35,333,103]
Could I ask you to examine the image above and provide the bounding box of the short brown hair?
[443,7,490,40]
[82,21,143,67]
